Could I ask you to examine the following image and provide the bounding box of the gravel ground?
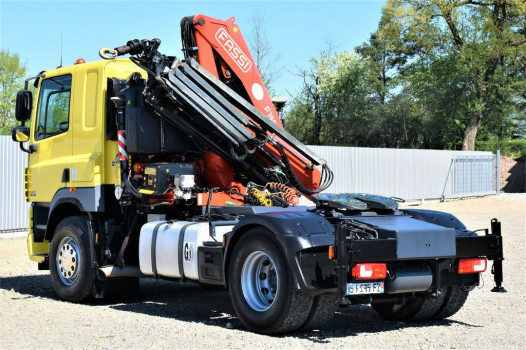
[1,195,524,349]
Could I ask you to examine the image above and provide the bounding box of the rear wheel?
[228,229,313,334]
[372,292,445,322]
[299,293,339,331]
[432,287,469,320]
[50,216,96,302]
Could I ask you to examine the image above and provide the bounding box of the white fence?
[0,137,30,231]
[310,146,498,201]
[0,136,498,231]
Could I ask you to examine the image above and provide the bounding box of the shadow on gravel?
[294,306,482,343]
[0,274,56,299]
[110,278,238,328]
[1,275,481,341]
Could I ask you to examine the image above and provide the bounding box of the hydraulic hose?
[277,143,333,195]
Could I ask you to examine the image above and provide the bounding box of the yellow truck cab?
[19,59,145,264]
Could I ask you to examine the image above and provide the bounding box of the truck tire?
[228,228,313,334]
[431,287,469,320]
[372,292,444,322]
[298,293,339,331]
[49,216,96,302]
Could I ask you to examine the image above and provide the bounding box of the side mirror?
[12,125,30,143]
[15,90,33,122]
[58,121,69,132]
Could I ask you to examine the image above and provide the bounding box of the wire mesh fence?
[452,155,497,197]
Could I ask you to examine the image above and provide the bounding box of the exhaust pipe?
[98,265,147,279]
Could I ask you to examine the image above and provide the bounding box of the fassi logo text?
[215,28,252,73]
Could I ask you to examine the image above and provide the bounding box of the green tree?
[285,51,372,145]
[377,0,526,150]
[0,50,27,135]
[356,29,429,149]
[356,31,406,106]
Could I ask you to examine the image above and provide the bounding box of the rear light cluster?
[458,258,487,274]
[352,263,387,280]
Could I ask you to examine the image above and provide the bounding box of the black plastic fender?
[401,209,471,235]
[46,188,99,241]
[224,211,335,295]
[49,186,106,215]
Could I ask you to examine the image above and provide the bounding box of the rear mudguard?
[225,211,336,296]
[401,209,469,234]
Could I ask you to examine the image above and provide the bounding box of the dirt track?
[1,195,525,349]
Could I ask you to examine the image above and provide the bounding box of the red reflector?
[328,246,335,260]
[458,258,487,274]
[352,263,387,280]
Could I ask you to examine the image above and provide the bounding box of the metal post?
[336,223,351,305]
[441,157,455,201]
[496,149,500,195]
[490,219,506,292]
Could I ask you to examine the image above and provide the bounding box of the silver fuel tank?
[139,221,235,280]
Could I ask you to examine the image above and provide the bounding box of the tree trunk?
[311,77,322,145]
[461,110,482,151]
[312,96,322,145]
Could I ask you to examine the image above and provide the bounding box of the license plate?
[346,282,384,295]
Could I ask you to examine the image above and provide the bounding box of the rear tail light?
[352,263,387,280]
[328,246,336,260]
[458,258,487,274]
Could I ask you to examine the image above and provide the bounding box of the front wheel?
[49,216,96,302]
[228,229,313,334]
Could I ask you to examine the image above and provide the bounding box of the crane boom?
[181,15,282,127]
[104,15,333,202]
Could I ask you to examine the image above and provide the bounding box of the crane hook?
[99,47,118,60]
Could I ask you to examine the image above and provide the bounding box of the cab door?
[27,73,74,202]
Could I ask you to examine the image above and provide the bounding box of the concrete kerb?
[0,231,29,239]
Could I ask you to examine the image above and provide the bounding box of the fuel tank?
[139,221,235,280]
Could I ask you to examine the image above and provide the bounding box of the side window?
[35,75,72,140]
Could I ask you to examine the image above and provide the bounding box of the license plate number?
[346,282,384,295]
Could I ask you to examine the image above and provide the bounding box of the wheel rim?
[241,251,279,312]
[55,236,81,286]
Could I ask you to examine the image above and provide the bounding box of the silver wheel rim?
[241,251,279,312]
[55,236,81,286]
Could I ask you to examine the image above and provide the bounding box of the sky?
[1,0,385,97]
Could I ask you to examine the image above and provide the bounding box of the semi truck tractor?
[11,14,505,334]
